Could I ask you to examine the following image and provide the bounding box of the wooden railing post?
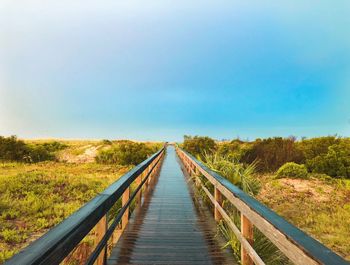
[147,163,152,185]
[95,215,107,265]
[195,167,200,187]
[122,187,130,230]
[214,187,223,221]
[136,173,142,205]
[241,214,254,265]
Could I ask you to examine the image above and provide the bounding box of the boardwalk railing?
[5,147,165,265]
[176,147,348,265]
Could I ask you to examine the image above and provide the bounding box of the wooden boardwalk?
[108,146,235,265]
[8,146,348,265]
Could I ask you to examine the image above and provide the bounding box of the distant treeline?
[0,136,67,163]
[182,135,350,179]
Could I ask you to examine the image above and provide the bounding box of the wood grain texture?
[241,214,253,265]
[95,215,107,265]
[108,147,235,265]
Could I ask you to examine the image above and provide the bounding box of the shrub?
[217,139,251,161]
[25,144,55,162]
[41,141,67,152]
[182,135,217,158]
[0,136,63,163]
[96,141,155,165]
[0,136,28,161]
[203,153,260,196]
[241,137,305,172]
[297,136,341,161]
[306,141,350,178]
[276,162,308,179]
[101,139,113,145]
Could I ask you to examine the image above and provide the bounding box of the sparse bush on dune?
[101,139,113,145]
[0,136,28,162]
[0,136,67,163]
[96,141,160,165]
[276,162,309,179]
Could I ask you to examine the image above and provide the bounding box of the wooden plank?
[214,188,223,221]
[95,215,107,265]
[108,146,235,265]
[122,187,130,230]
[241,214,254,265]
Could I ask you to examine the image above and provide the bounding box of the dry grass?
[257,175,350,261]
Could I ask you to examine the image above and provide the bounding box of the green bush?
[0,136,64,163]
[297,136,341,161]
[41,141,67,152]
[306,141,350,178]
[217,139,251,161]
[0,136,28,161]
[241,137,305,172]
[25,144,55,162]
[276,162,308,179]
[96,141,156,165]
[101,139,113,145]
[182,135,217,158]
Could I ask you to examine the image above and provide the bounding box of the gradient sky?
[1,1,350,141]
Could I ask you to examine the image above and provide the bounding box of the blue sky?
[0,1,350,141]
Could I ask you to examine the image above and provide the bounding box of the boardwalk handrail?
[176,147,349,265]
[6,147,165,265]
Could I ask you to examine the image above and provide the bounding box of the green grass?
[0,161,128,263]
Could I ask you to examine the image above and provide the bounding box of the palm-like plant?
[202,152,260,196]
[201,152,291,264]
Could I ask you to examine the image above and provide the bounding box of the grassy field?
[257,175,350,261]
[0,140,130,263]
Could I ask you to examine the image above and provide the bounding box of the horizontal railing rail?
[5,147,166,265]
[176,147,348,265]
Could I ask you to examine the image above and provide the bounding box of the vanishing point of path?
[108,146,235,265]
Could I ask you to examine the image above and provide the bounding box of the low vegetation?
[0,162,126,263]
[182,135,217,159]
[258,176,350,260]
[276,162,308,179]
[0,136,67,163]
[183,135,350,262]
[182,135,350,179]
[200,152,290,264]
[95,140,161,165]
[0,137,161,263]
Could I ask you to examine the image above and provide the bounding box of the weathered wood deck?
[107,146,235,265]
